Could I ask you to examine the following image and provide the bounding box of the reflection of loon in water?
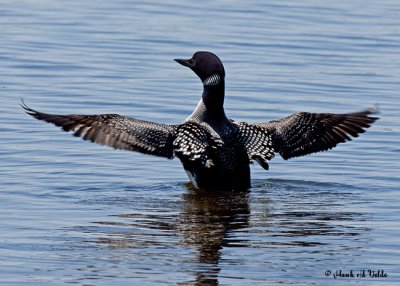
[86,180,365,285]
[23,51,378,191]
[178,187,250,285]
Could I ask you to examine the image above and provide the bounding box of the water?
[1,0,399,285]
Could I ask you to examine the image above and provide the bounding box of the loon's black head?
[174,51,225,85]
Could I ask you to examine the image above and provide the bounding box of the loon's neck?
[186,74,227,124]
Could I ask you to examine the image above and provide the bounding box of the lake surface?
[1,0,399,285]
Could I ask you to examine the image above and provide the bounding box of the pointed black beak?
[174,58,193,68]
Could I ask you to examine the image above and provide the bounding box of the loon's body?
[23,51,377,191]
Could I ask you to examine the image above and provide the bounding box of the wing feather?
[235,121,275,170]
[258,109,378,160]
[22,102,176,158]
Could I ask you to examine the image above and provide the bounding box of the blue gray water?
[1,0,399,285]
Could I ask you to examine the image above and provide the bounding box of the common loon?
[23,51,378,191]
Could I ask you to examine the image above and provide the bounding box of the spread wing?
[173,122,222,168]
[235,121,275,170]
[22,103,176,159]
[258,109,378,160]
